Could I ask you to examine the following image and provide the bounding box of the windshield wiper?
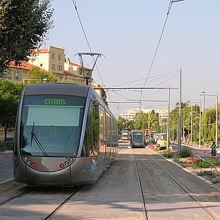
[31,122,48,157]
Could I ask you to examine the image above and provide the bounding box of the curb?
[157,153,220,191]
[0,178,14,185]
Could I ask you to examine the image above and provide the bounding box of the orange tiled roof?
[8,61,36,70]
[69,60,92,71]
[36,49,49,53]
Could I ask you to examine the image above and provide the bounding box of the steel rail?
[0,189,30,206]
[44,187,80,220]
[133,149,149,220]
[152,156,218,220]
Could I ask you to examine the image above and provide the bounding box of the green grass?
[193,158,220,169]
[162,149,175,158]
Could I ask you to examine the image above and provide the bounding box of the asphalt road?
[0,147,219,220]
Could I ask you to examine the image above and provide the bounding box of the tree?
[0,80,24,141]
[0,0,53,77]
[134,111,148,130]
[149,110,160,132]
[117,116,126,131]
[27,66,58,83]
[117,116,134,131]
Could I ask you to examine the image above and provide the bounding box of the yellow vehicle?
[156,133,168,150]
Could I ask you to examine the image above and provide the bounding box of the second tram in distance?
[14,83,118,186]
[130,130,145,148]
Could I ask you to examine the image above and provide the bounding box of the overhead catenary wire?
[139,0,184,109]
[131,72,178,89]
[71,0,114,101]
[111,70,179,87]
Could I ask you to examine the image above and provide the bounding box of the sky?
[45,0,220,117]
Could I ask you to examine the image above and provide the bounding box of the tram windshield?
[20,95,86,157]
[132,134,143,143]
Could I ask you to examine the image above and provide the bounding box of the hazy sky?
[46,0,220,116]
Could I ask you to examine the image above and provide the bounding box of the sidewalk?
[172,144,220,158]
[0,151,13,183]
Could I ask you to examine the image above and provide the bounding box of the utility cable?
[71,0,114,102]
[139,0,179,109]
[111,70,178,87]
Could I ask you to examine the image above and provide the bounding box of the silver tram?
[130,130,145,148]
[14,83,118,186]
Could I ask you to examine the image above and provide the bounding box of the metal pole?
[167,85,171,150]
[199,103,201,148]
[190,104,193,146]
[216,92,218,148]
[148,111,150,130]
[178,69,182,151]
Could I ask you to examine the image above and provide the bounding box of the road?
[0,151,13,183]
[0,147,219,219]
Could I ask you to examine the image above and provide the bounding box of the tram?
[14,83,118,186]
[130,130,145,148]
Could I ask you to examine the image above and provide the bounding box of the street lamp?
[200,91,206,112]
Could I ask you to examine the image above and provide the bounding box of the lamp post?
[200,91,206,112]
[199,102,202,148]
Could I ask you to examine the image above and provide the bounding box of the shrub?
[162,149,175,158]
[178,148,192,158]
[194,160,210,169]
[204,158,220,166]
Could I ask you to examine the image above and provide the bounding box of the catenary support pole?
[190,104,193,146]
[178,69,182,151]
[167,85,171,150]
[216,92,218,148]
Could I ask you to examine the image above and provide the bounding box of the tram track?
[0,185,80,220]
[0,188,30,206]
[133,149,149,220]
[150,154,219,220]
[44,187,80,220]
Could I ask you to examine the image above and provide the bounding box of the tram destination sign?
[45,99,66,105]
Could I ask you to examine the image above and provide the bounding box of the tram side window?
[83,102,100,156]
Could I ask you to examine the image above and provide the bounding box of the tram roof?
[24,83,90,97]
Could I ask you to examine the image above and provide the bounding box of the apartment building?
[120,108,168,122]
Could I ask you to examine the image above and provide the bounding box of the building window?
[52,64,56,70]
[58,65,62,71]
[51,54,55,59]
[15,75,20,80]
[58,55,62,60]
[40,63,43,67]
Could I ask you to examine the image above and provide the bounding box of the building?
[5,46,107,102]
[120,108,168,122]
[5,61,36,82]
[64,59,92,84]
[29,46,65,75]
[28,46,92,84]
[92,82,107,104]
